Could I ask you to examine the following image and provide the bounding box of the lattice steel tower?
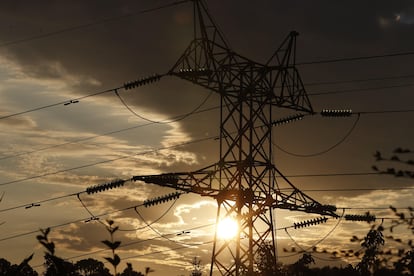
[134,1,338,275]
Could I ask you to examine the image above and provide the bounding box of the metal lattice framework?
[133,1,338,275]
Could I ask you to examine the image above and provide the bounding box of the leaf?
[374,151,382,161]
[390,155,400,161]
[104,257,115,266]
[110,226,119,234]
[113,254,121,266]
[16,253,34,272]
[398,212,405,219]
[42,228,51,237]
[36,235,45,242]
[104,255,121,267]
[101,240,121,250]
[394,147,403,153]
[46,242,55,255]
[350,235,359,242]
[19,253,34,266]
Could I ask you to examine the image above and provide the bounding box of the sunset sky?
[0,1,413,275]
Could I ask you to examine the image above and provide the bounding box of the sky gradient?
[0,1,413,275]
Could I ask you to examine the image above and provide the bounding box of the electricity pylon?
[133,0,338,275]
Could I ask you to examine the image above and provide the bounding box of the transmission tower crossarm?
[272,165,339,217]
[132,165,222,197]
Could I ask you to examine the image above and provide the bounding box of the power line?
[77,189,181,232]
[359,109,414,115]
[0,105,220,161]
[0,115,411,189]
[0,72,171,121]
[273,114,360,157]
[305,74,414,87]
[29,223,215,268]
[133,203,204,247]
[0,192,81,213]
[0,71,412,124]
[115,89,214,124]
[294,187,414,192]
[0,197,214,245]
[0,0,191,48]
[110,240,214,266]
[0,188,410,244]
[0,106,410,163]
[0,88,118,120]
[1,56,413,123]
[282,209,344,254]
[65,223,215,260]
[0,199,147,243]
[0,133,217,187]
[284,172,388,178]
[308,83,414,96]
[1,180,412,215]
[297,51,414,65]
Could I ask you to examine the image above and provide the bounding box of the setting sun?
[217,217,239,240]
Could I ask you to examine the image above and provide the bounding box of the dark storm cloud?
[1,0,413,113]
[0,0,192,87]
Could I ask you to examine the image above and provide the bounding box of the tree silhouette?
[74,258,111,276]
[0,256,38,276]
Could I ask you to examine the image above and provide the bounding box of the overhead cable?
[0,0,191,48]
[297,51,414,66]
[273,113,360,157]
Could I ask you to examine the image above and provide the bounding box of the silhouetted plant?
[119,263,144,276]
[189,257,202,276]
[355,226,384,275]
[101,220,121,275]
[144,266,154,276]
[255,241,281,276]
[290,253,315,276]
[372,148,414,178]
[394,249,414,275]
[37,228,77,275]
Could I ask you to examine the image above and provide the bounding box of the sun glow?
[217,217,239,240]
